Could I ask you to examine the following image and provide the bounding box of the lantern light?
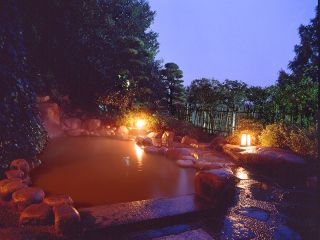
[240,133,251,147]
[135,119,146,129]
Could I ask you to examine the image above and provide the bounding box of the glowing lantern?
[135,119,146,129]
[240,133,251,147]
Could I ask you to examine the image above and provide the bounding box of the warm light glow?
[240,133,251,147]
[134,144,143,161]
[135,119,146,129]
[234,167,249,180]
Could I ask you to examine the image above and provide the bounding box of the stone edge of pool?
[79,194,214,232]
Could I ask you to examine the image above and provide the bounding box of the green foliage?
[160,63,185,114]
[20,0,162,110]
[0,1,47,169]
[227,118,264,145]
[260,123,318,160]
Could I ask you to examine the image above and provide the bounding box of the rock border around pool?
[0,159,80,235]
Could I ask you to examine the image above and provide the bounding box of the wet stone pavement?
[113,166,319,240]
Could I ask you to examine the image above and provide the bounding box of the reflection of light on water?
[235,167,249,180]
[135,144,144,170]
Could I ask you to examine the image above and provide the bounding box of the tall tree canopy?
[20,0,162,110]
[160,63,185,114]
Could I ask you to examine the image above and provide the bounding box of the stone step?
[79,194,213,232]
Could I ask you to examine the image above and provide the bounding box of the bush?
[260,123,318,160]
[227,118,264,145]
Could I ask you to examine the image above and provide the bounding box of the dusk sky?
[148,0,317,87]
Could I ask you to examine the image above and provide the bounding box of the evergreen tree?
[160,63,185,114]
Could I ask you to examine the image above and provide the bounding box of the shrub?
[260,123,318,160]
[259,123,289,148]
[227,118,264,145]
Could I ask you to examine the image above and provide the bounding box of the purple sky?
[148,0,317,87]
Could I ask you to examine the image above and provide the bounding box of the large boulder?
[136,137,153,146]
[147,132,162,139]
[0,179,27,199]
[38,103,64,138]
[209,136,228,151]
[53,204,81,235]
[61,118,82,130]
[176,159,194,168]
[223,145,306,168]
[12,187,45,208]
[44,195,74,207]
[161,131,175,147]
[20,203,53,225]
[195,168,236,204]
[83,119,101,131]
[181,135,198,146]
[10,159,30,174]
[5,169,25,179]
[116,126,129,138]
[165,148,195,160]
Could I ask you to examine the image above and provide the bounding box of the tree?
[20,0,162,111]
[221,79,248,110]
[187,78,222,109]
[160,63,185,114]
[0,0,47,169]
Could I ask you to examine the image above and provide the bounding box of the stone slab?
[80,194,212,231]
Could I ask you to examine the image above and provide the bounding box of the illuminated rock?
[53,204,80,234]
[195,168,236,203]
[176,159,194,168]
[61,118,82,130]
[44,195,74,207]
[116,126,129,138]
[20,203,53,225]
[165,148,195,160]
[0,179,27,199]
[10,159,30,174]
[144,146,162,154]
[83,119,101,131]
[5,169,25,179]
[193,160,225,170]
[181,135,198,146]
[12,187,45,207]
[38,103,64,138]
[161,131,175,147]
[136,136,153,146]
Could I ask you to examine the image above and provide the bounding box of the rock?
[151,137,162,147]
[36,96,50,103]
[5,169,25,179]
[223,145,306,167]
[193,160,225,170]
[20,203,53,225]
[176,159,194,168]
[61,118,82,130]
[12,187,45,207]
[83,119,101,131]
[44,195,74,207]
[22,176,32,186]
[209,136,227,151]
[144,146,163,154]
[98,128,114,137]
[0,179,27,199]
[38,103,64,138]
[165,148,195,160]
[181,135,198,146]
[116,125,129,137]
[136,137,153,146]
[66,129,85,137]
[53,204,81,234]
[10,159,30,174]
[195,168,236,203]
[147,132,162,138]
[161,131,175,147]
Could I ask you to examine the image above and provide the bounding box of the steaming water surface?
[31,137,195,207]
